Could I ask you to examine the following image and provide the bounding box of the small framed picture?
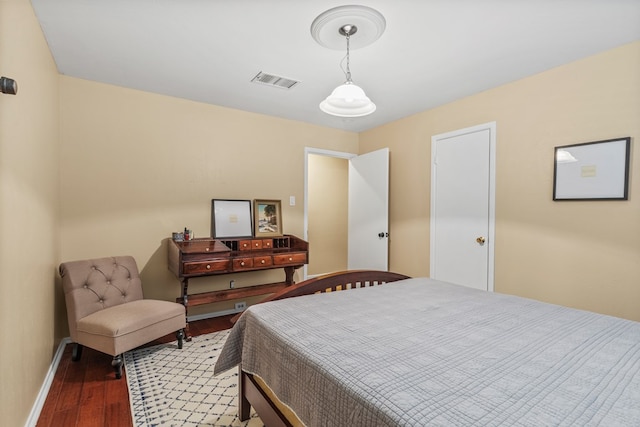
[211,199,253,238]
[553,137,630,201]
[254,199,283,237]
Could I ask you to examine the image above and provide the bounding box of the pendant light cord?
[340,33,353,83]
[345,33,352,82]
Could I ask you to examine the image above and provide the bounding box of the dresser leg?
[181,278,192,341]
[284,266,295,285]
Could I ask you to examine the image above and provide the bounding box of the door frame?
[304,147,357,280]
[430,121,496,292]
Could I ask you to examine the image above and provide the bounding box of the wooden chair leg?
[71,343,83,361]
[176,329,184,349]
[112,354,123,379]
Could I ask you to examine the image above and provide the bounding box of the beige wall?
[307,154,348,275]
[5,2,638,422]
[57,77,358,322]
[0,0,60,425]
[361,41,640,322]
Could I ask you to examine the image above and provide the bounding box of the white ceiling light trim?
[312,6,384,118]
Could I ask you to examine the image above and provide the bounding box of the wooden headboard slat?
[230,270,410,323]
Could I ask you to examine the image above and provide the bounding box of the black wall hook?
[0,76,18,95]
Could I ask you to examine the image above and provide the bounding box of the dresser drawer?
[273,252,307,266]
[183,259,231,275]
[234,257,254,270]
[233,256,274,270]
[238,240,253,251]
[253,256,273,268]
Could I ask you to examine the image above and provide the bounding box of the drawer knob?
[206,264,211,269]
[261,259,265,264]
[289,257,293,261]
[255,243,259,247]
[243,243,248,247]
[205,247,210,251]
[241,261,245,266]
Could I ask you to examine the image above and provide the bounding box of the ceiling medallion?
[310,5,386,50]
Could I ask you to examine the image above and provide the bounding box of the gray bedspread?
[214,278,640,426]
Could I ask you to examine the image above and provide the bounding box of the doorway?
[430,122,496,291]
[304,147,390,278]
[307,152,350,276]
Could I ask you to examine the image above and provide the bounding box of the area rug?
[124,330,263,426]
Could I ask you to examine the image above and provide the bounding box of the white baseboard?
[25,337,72,427]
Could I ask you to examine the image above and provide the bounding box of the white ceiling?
[31,0,640,133]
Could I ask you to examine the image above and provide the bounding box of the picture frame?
[211,199,253,238]
[254,199,283,237]
[553,137,631,201]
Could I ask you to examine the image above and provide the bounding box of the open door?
[348,148,389,271]
[305,147,390,277]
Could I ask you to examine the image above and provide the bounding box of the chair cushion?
[76,299,186,355]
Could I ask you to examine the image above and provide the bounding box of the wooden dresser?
[168,234,308,337]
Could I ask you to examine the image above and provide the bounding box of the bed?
[214,271,640,426]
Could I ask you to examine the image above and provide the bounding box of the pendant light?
[319,24,376,117]
[311,5,385,118]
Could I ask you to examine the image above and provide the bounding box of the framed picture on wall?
[254,199,283,237]
[553,137,631,201]
[211,199,253,238]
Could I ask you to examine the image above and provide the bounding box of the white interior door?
[430,123,495,291]
[348,148,389,271]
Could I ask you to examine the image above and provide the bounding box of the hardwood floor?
[36,315,235,427]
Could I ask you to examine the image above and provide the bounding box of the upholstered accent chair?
[59,256,186,379]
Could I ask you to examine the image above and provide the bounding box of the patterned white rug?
[124,330,263,426]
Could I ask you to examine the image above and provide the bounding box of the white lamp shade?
[319,82,376,117]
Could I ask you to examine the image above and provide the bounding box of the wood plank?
[177,282,287,306]
[54,347,88,412]
[104,366,134,427]
[36,345,73,426]
[104,401,133,427]
[46,408,79,427]
[76,350,108,427]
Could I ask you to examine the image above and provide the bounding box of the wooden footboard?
[237,270,411,426]
[240,368,292,427]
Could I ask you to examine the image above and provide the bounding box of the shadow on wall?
[139,238,181,302]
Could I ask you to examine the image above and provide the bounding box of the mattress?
[215,277,640,426]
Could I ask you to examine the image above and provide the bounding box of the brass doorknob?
[476,237,486,244]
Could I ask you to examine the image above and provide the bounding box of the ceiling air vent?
[251,71,299,89]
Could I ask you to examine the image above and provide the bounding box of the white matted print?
[553,137,630,201]
[211,199,253,238]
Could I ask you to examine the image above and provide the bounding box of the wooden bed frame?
[235,270,411,426]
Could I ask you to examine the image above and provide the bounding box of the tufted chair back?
[60,256,144,342]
